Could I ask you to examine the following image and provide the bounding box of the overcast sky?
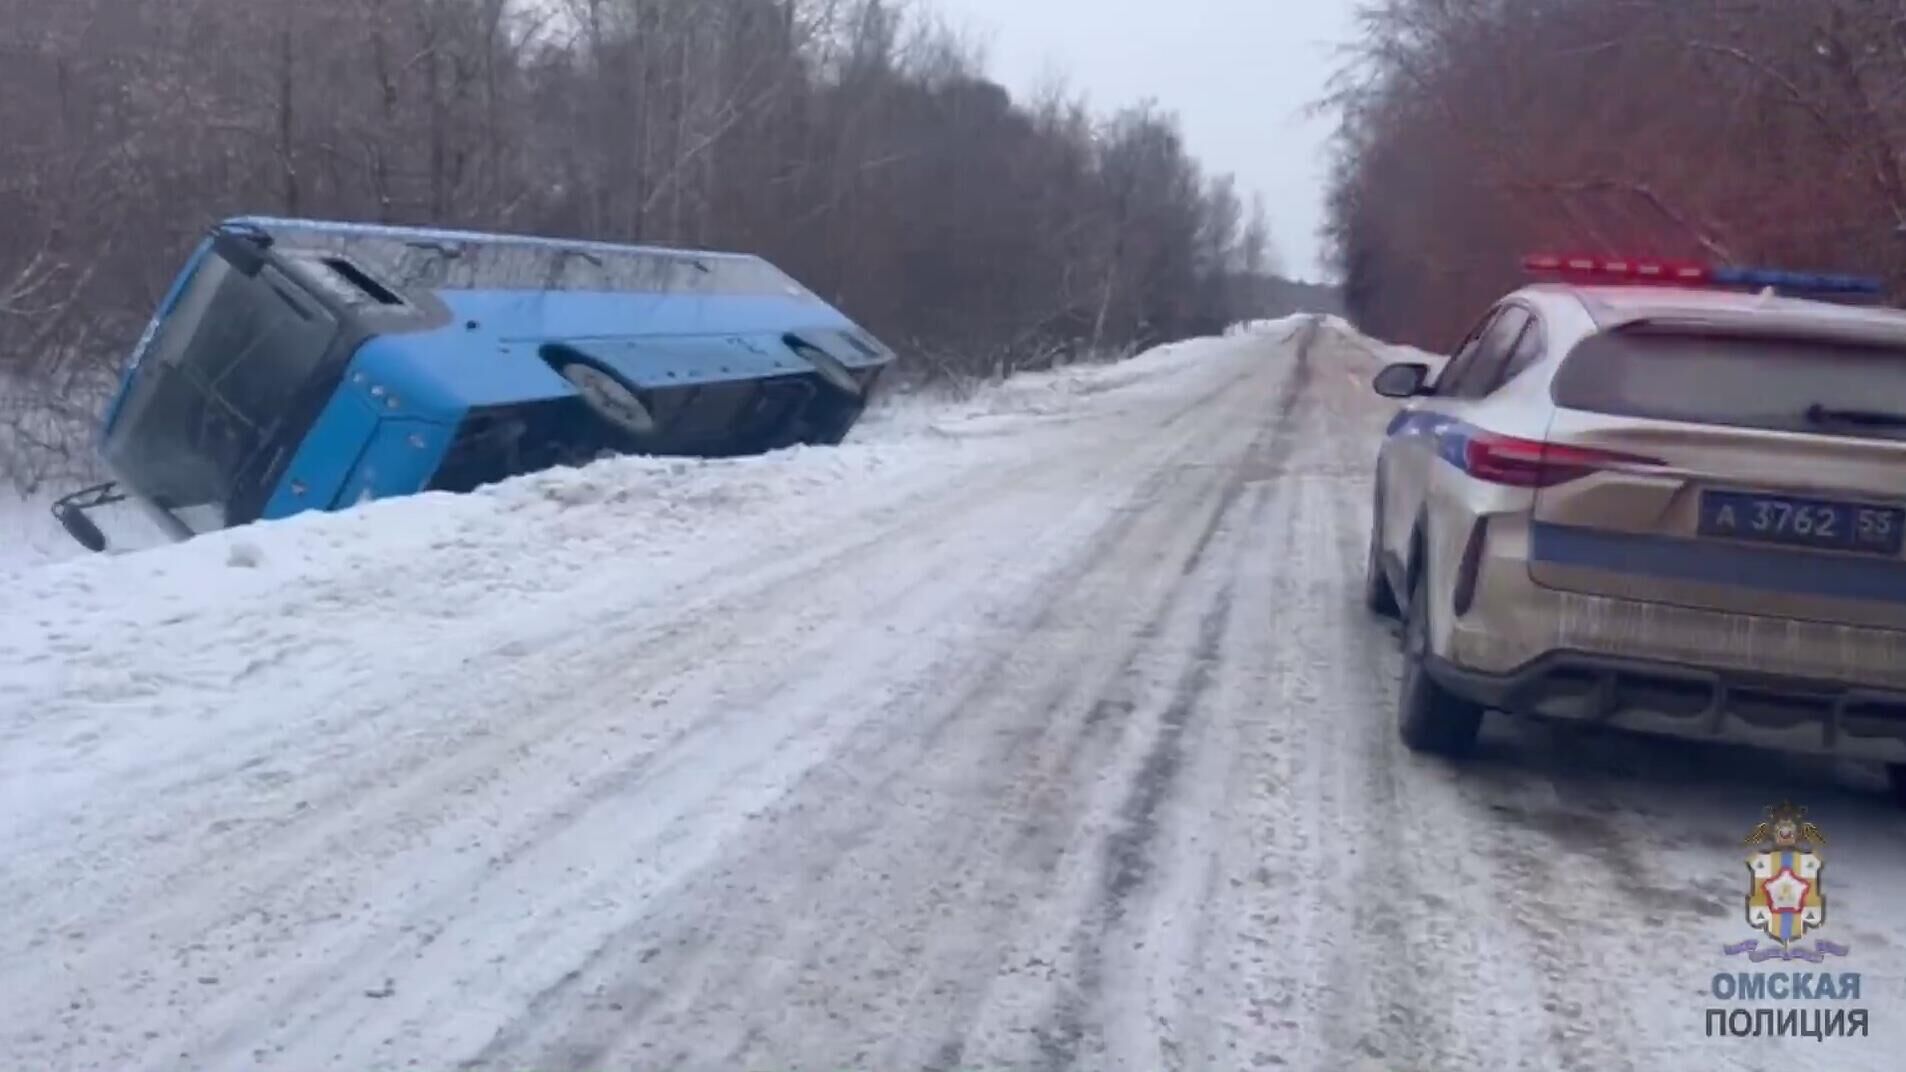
[929,0,1360,282]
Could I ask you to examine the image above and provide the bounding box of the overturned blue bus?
[53,218,894,551]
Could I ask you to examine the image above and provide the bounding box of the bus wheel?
[788,339,863,398]
[560,363,657,438]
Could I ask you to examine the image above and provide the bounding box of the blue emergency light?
[1707,266,1882,296]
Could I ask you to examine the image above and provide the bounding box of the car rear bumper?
[1442,515,1906,679]
[1432,514,1906,762]
[1426,649,1906,762]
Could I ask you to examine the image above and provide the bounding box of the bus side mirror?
[50,482,125,553]
[53,503,108,553]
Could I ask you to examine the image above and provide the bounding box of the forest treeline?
[1328,0,1906,348]
[0,0,1281,493]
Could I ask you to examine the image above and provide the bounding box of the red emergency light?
[1522,253,1709,285]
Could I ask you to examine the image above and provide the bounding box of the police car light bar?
[1523,253,1883,298]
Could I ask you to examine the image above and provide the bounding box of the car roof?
[1520,283,1906,348]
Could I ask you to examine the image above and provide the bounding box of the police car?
[1365,254,1906,806]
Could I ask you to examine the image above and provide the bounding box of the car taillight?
[1461,432,1662,488]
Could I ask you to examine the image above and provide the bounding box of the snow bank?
[1,441,963,808]
[831,332,1277,437]
[0,491,173,574]
[1,441,967,696]
[1236,312,1352,338]
[0,492,65,571]
[1379,338,1446,368]
[1309,316,1450,382]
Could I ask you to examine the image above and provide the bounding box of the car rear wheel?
[1398,568,1484,755]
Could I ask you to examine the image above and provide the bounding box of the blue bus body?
[60,218,893,547]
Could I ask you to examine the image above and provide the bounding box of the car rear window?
[1552,331,1906,440]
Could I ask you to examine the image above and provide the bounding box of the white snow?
[0,489,80,571]
[4,314,1899,1072]
[0,487,176,573]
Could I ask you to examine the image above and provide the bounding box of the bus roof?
[224,216,812,301]
[225,216,762,264]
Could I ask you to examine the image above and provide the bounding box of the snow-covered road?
[4,319,1902,1071]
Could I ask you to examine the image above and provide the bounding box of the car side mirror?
[1373,362,1430,399]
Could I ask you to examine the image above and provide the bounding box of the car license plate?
[1699,490,1905,555]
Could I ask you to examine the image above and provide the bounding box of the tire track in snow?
[465,334,1310,1070]
[455,353,1286,1071]
[166,386,1270,1072]
[1143,328,1469,1072]
[487,339,1311,1068]
[996,318,1318,1072]
[1265,331,1574,1072]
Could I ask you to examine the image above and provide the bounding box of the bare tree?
[1327,0,1906,346]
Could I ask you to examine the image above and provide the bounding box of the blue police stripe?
[1386,411,1478,472]
[1385,410,1462,441]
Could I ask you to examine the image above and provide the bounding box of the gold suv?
[1365,256,1906,806]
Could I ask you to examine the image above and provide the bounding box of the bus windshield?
[102,250,340,533]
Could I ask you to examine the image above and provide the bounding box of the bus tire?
[789,339,863,398]
[560,362,658,439]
